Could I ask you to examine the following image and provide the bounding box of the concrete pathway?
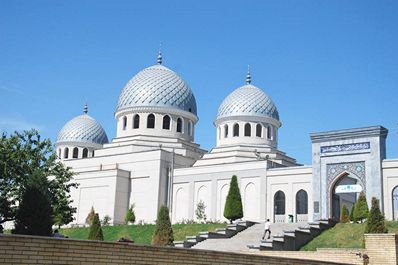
[192,222,305,252]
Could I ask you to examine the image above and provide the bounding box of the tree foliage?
[365,197,387,234]
[350,202,356,222]
[125,204,136,224]
[195,200,207,223]
[88,213,104,240]
[354,192,369,223]
[86,206,96,225]
[0,130,78,226]
[340,204,350,223]
[12,170,53,236]
[223,175,243,223]
[152,205,174,246]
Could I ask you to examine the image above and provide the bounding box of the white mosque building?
[56,53,398,225]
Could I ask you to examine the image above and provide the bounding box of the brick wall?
[0,234,349,265]
[364,233,398,265]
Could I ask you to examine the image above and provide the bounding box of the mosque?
[56,53,398,225]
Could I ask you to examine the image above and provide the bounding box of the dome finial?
[246,65,251,84]
[83,103,88,114]
[157,43,162,65]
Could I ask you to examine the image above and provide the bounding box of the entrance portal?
[331,174,363,221]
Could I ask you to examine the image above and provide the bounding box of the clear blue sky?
[1,0,397,165]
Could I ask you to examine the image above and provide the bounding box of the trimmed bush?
[354,192,369,223]
[13,170,53,236]
[365,197,388,233]
[223,175,243,223]
[340,204,350,223]
[88,213,104,240]
[152,205,174,246]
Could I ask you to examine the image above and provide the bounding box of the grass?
[301,221,398,251]
[60,223,226,244]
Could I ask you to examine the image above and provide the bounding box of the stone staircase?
[256,219,337,251]
[173,220,256,248]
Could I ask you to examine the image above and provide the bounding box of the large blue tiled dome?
[115,64,197,115]
[57,114,108,145]
[216,84,279,121]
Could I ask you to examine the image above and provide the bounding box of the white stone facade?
[56,57,398,225]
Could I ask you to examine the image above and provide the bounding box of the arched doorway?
[330,173,363,221]
[274,191,285,223]
[296,189,308,222]
[393,186,398,221]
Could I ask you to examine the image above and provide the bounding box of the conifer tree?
[224,175,243,224]
[88,213,104,240]
[13,170,53,236]
[152,205,174,246]
[340,204,350,223]
[354,192,369,223]
[365,197,388,234]
[86,206,95,225]
[125,204,136,224]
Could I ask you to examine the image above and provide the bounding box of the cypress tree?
[354,192,369,223]
[86,206,95,225]
[365,197,388,234]
[152,205,174,246]
[125,204,136,224]
[13,170,53,236]
[88,213,104,241]
[340,204,350,223]
[223,175,243,224]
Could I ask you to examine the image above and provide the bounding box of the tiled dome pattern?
[57,114,108,145]
[217,84,279,120]
[116,65,197,115]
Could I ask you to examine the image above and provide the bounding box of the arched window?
[147,114,155,129]
[274,191,285,215]
[92,150,95,157]
[188,121,192,136]
[267,126,272,140]
[64,148,69,159]
[244,123,251,136]
[296,190,308,214]
[177,118,183,133]
[224,124,229,138]
[233,123,239,137]
[393,186,398,221]
[133,114,140,129]
[122,116,127,130]
[72,147,79,158]
[58,148,61,157]
[256,124,262,137]
[163,115,171,130]
[82,148,88,158]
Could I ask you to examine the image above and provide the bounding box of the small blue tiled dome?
[216,84,279,121]
[57,114,108,145]
[116,64,197,115]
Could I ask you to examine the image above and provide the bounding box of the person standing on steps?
[262,219,271,240]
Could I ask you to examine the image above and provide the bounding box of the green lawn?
[301,221,398,251]
[60,223,226,244]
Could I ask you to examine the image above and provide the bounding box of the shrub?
[354,191,369,223]
[13,171,54,236]
[88,213,104,241]
[195,200,207,223]
[340,204,350,223]
[125,204,136,224]
[223,175,243,223]
[152,205,174,246]
[365,197,388,234]
[102,215,112,226]
[86,206,95,225]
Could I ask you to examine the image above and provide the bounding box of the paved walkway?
[192,222,305,252]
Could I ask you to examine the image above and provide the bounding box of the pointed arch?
[72,147,79,158]
[82,148,88,158]
[162,115,171,130]
[233,123,239,137]
[177,118,183,133]
[122,116,127,130]
[133,114,140,129]
[147,114,155,128]
[244,123,251,136]
[224,124,229,138]
[64,147,69,159]
[256,124,262,137]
